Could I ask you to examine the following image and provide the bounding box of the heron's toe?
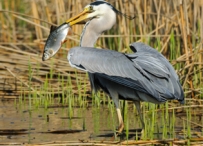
[116,123,124,133]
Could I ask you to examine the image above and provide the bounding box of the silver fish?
[42,23,70,61]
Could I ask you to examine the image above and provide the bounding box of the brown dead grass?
[0,0,202,101]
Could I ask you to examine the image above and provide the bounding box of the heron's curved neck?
[80,20,101,47]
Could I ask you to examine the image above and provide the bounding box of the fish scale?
[42,23,70,61]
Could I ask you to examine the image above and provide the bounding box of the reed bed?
[0,0,202,100]
[0,0,203,144]
[0,0,203,99]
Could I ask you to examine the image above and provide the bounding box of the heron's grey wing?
[128,54,177,100]
[68,47,176,102]
[129,42,178,79]
[127,53,170,79]
[69,47,150,86]
[128,42,184,103]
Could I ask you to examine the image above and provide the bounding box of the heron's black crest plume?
[90,1,136,20]
[114,9,136,20]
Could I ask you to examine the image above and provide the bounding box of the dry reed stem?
[4,66,41,96]
[31,1,43,39]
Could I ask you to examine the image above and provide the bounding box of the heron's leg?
[122,100,126,122]
[133,101,145,130]
[109,91,124,133]
[116,107,124,133]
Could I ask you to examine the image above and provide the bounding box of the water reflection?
[0,100,119,143]
[0,100,203,143]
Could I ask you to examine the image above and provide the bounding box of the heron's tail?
[178,99,184,104]
[177,82,184,104]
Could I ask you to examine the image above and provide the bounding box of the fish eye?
[48,49,54,55]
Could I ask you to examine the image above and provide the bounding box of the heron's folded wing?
[126,53,170,80]
[129,42,178,79]
[69,47,175,102]
[128,42,184,102]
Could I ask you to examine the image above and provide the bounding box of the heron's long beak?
[66,8,91,26]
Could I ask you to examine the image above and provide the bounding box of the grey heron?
[65,1,184,134]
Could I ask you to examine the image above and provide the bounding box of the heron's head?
[66,1,135,47]
[66,1,118,32]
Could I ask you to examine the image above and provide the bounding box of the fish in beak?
[42,23,70,61]
[42,6,95,61]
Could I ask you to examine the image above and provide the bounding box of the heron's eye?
[89,5,93,11]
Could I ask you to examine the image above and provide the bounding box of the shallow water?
[0,99,202,144]
[0,99,138,143]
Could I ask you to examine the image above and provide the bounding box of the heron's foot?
[116,123,124,134]
[140,128,145,139]
[111,129,125,141]
[115,124,125,140]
